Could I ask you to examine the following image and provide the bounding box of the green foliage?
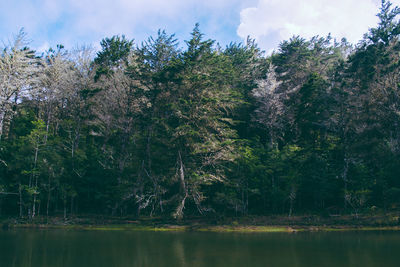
[1,3,400,219]
[368,0,400,45]
[94,35,134,81]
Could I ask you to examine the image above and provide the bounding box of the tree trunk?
[0,108,5,141]
[70,196,74,215]
[32,194,36,219]
[19,183,23,218]
[63,195,67,221]
[37,200,40,216]
[45,112,50,143]
[146,132,152,176]
[342,155,349,210]
[31,141,41,219]
[174,151,188,219]
[178,152,186,194]
[288,186,296,217]
[289,198,293,217]
[134,172,143,218]
[46,189,51,218]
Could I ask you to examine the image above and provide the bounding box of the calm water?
[0,229,399,267]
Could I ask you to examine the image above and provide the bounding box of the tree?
[25,119,47,218]
[0,29,41,140]
[164,24,241,218]
[94,35,133,81]
[131,30,180,216]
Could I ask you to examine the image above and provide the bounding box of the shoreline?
[7,224,400,233]
[2,214,400,233]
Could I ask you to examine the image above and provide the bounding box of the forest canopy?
[1,1,400,219]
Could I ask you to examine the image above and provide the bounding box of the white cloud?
[237,0,400,53]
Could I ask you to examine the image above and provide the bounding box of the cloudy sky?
[1,0,399,53]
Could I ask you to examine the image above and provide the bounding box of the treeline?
[1,1,400,219]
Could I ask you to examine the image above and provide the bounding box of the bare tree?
[0,29,41,140]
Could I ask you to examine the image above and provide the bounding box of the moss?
[9,223,400,232]
[309,226,400,232]
[196,226,298,233]
[81,225,187,232]
[6,214,400,233]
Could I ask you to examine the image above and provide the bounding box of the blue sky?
[1,0,399,54]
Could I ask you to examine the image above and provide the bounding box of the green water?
[0,229,399,267]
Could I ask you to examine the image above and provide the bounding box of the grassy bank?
[1,213,400,233]
[8,224,400,233]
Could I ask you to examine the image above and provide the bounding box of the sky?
[1,0,399,54]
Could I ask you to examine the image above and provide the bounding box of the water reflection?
[0,229,399,267]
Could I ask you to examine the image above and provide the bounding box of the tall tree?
[0,30,41,140]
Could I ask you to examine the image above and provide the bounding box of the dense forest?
[0,1,400,220]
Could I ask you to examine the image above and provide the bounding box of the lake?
[0,229,399,266]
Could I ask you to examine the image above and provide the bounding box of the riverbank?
[2,213,400,233]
